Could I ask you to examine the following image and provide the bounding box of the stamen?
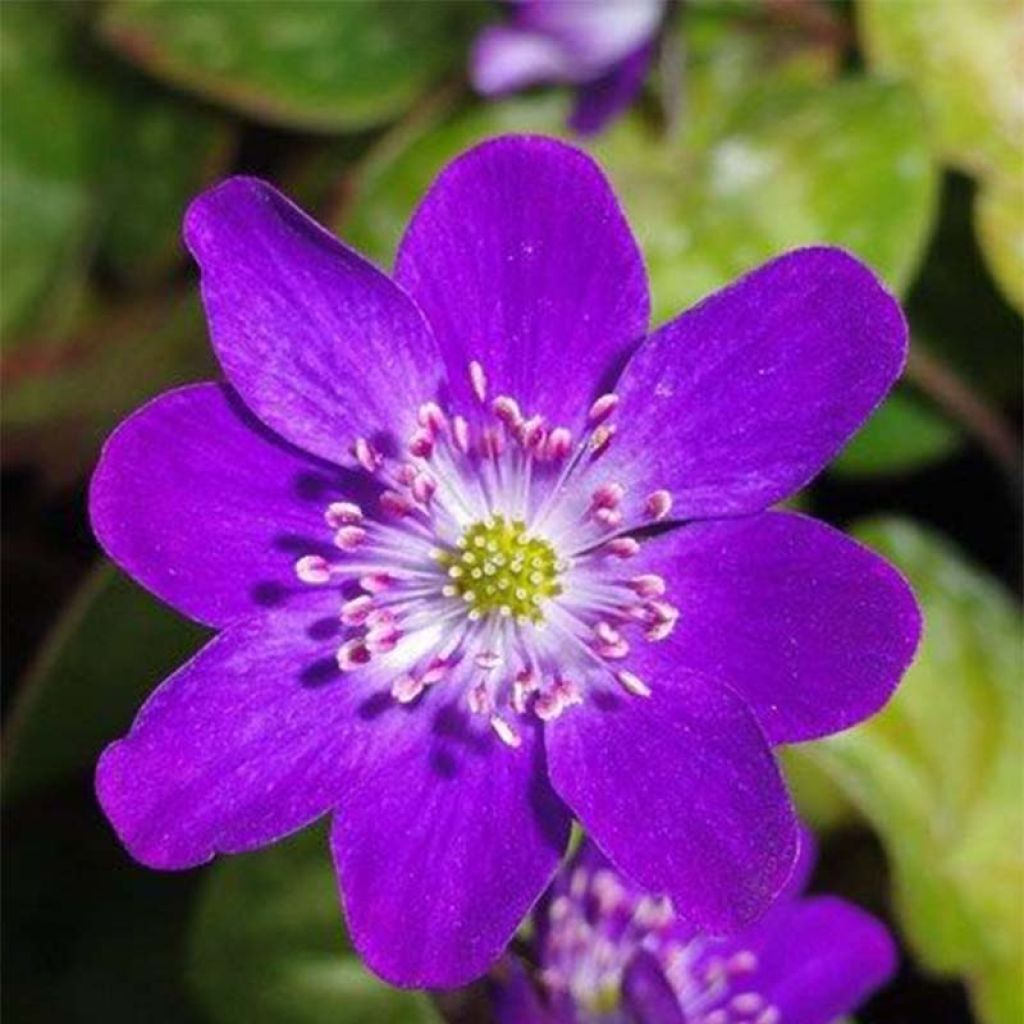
[492,395,522,427]
[408,428,435,458]
[391,674,425,704]
[588,393,619,424]
[604,537,640,558]
[490,715,522,748]
[616,670,651,697]
[334,525,367,550]
[325,501,363,527]
[545,427,573,461]
[340,595,374,624]
[290,361,680,742]
[417,401,447,433]
[336,639,370,671]
[589,423,616,455]
[645,489,673,520]
[628,574,666,598]
[353,437,380,473]
[294,555,332,584]
[591,482,625,509]
[468,360,488,402]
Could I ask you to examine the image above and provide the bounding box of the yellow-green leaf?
[796,518,1024,1024]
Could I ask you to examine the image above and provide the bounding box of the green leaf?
[859,0,1021,179]
[859,0,1024,313]
[0,3,115,341]
[1,288,215,482]
[1,2,235,343]
[100,88,235,285]
[975,170,1024,314]
[831,391,961,478]
[99,0,483,133]
[593,76,937,320]
[189,829,442,1024]
[3,564,207,802]
[795,518,1024,1024]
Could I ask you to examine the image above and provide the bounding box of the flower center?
[292,359,681,748]
[440,516,562,623]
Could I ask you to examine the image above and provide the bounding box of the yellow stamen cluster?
[440,515,561,622]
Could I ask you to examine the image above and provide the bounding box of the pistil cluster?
[294,359,680,749]
[541,861,781,1024]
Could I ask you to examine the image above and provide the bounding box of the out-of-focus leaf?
[831,391,961,478]
[975,172,1024,314]
[0,3,114,341]
[3,564,207,802]
[796,519,1024,1024]
[100,90,235,285]
[859,0,1021,178]
[594,77,937,320]
[189,829,442,1024]
[2,288,214,480]
[780,746,856,832]
[99,0,483,133]
[907,173,1022,399]
[860,0,1024,313]
[1,2,234,342]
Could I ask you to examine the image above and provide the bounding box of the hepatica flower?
[91,136,920,987]
[471,0,666,134]
[492,834,896,1024]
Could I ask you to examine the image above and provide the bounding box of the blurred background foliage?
[2,2,1021,1023]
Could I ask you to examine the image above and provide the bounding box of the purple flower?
[90,135,920,988]
[471,0,666,135]
[492,832,897,1024]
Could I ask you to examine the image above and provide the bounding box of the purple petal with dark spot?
[96,593,377,868]
[89,383,363,628]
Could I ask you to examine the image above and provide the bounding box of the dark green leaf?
[2,288,215,482]
[4,564,207,801]
[831,391,961,479]
[0,3,114,341]
[189,829,442,1024]
[99,0,484,133]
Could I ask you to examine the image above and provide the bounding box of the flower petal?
[601,247,908,517]
[331,702,570,988]
[471,26,577,94]
[569,41,654,136]
[636,512,921,743]
[90,383,362,628]
[519,0,664,77]
[395,136,649,430]
[184,176,441,463]
[545,674,798,933]
[622,951,686,1024]
[96,593,376,869]
[731,896,896,1023]
[491,959,564,1024]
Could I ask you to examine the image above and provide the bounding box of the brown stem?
[905,341,1022,495]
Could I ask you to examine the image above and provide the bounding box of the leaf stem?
[905,341,1022,497]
